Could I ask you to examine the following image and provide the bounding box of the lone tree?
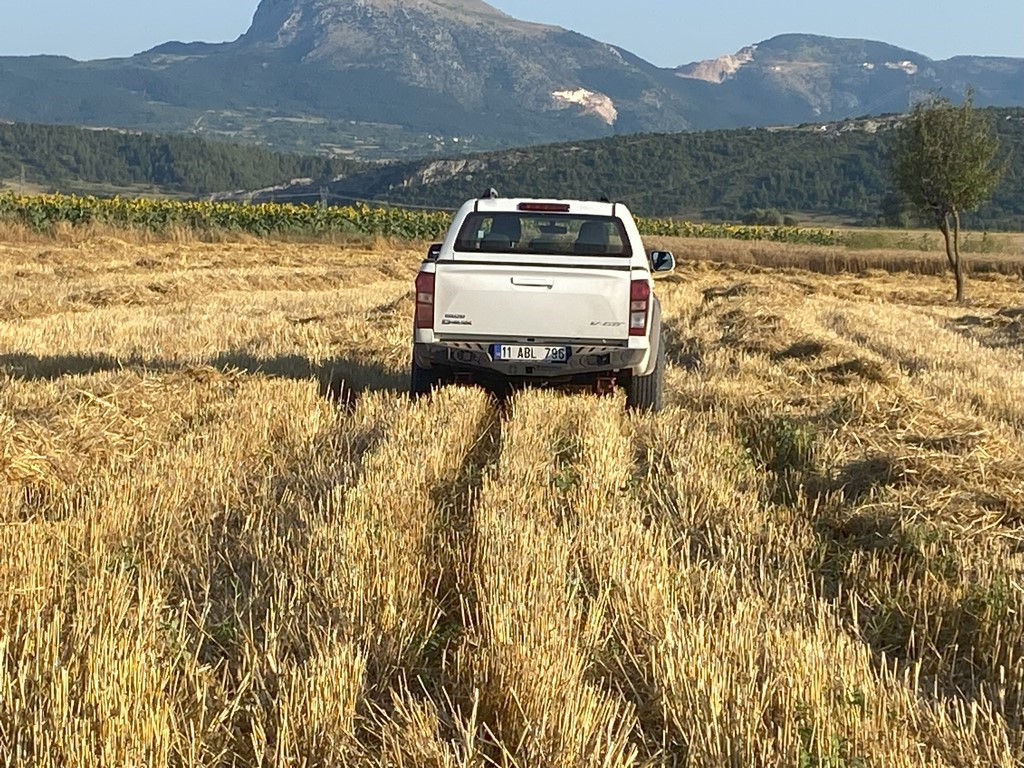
[891,92,1005,302]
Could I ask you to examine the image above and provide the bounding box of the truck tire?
[410,359,442,398]
[626,333,665,412]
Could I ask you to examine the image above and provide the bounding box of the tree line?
[0,123,363,196]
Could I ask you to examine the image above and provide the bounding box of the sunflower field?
[0,192,842,245]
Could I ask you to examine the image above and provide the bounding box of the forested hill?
[302,109,1023,229]
[2,112,1023,230]
[0,123,365,196]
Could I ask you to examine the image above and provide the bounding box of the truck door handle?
[511,277,554,288]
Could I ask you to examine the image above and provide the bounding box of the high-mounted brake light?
[517,202,571,212]
[629,280,651,336]
[415,271,435,329]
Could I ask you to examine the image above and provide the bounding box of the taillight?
[415,271,435,329]
[629,279,650,336]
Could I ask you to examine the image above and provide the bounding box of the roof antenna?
[599,195,611,203]
[481,187,499,199]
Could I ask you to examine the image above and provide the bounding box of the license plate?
[491,344,571,363]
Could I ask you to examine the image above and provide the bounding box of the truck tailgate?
[433,263,630,340]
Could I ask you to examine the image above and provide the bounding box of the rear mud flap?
[638,300,663,376]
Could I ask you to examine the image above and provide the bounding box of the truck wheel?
[626,335,665,412]
[410,360,442,398]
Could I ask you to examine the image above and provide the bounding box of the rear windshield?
[454,213,632,257]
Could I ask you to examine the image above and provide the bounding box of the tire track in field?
[333,392,508,766]
[271,387,493,764]
[376,397,503,763]
[312,387,491,670]
[171,385,407,766]
[453,391,640,768]
[565,404,787,763]
[156,382,407,765]
[557,401,669,760]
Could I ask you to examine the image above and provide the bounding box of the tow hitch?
[595,375,617,396]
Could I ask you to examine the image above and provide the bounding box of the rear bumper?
[413,340,647,377]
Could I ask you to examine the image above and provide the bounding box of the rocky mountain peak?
[234,0,612,119]
[241,0,520,50]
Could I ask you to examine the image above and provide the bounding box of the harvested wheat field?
[0,233,1022,767]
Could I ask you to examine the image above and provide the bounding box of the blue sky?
[0,0,1020,66]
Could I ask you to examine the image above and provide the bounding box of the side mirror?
[426,243,442,261]
[649,250,676,273]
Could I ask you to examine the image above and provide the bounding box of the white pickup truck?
[410,193,676,410]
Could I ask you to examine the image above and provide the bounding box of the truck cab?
[411,194,675,410]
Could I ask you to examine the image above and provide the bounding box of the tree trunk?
[952,209,965,303]
[938,215,962,302]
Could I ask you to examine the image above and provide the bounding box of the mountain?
[0,1,1020,157]
[674,35,1024,124]
[226,0,695,134]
